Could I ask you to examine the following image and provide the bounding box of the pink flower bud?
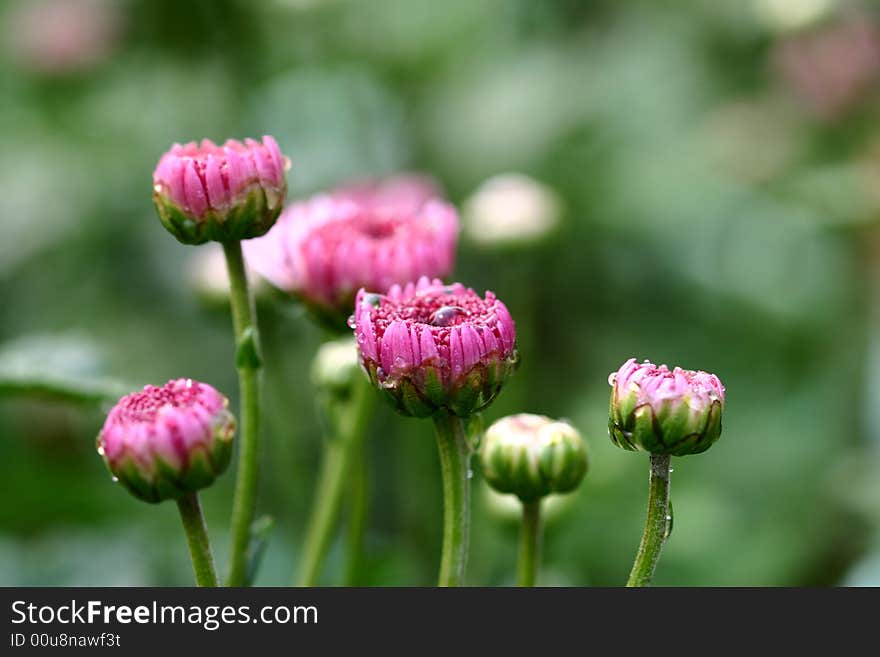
[243,175,458,330]
[97,379,236,503]
[353,276,518,417]
[152,136,289,244]
[608,358,725,456]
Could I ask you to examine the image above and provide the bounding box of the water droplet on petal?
[429,306,467,327]
[96,446,105,456]
[361,293,382,308]
[607,372,617,386]
[347,314,357,329]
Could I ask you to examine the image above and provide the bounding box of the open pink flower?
[243,175,458,329]
[608,358,725,456]
[333,174,441,216]
[98,379,236,503]
[353,276,518,417]
[152,136,288,244]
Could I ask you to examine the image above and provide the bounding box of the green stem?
[518,499,542,587]
[626,454,672,587]
[176,493,219,587]
[344,450,369,586]
[432,412,472,587]
[222,240,262,587]
[297,374,372,586]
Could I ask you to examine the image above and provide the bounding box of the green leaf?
[0,333,131,406]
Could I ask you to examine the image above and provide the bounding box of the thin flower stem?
[344,451,369,586]
[432,412,472,587]
[222,240,262,587]
[297,374,373,586]
[626,454,672,587]
[176,493,219,587]
[518,499,542,587]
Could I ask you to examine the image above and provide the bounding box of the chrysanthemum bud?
[243,175,458,330]
[479,414,587,502]
[463,173,561,248]
[97,379,236,503]
[353,276,518,418]
[311,336,361,398]
[153,136,288,245]
[608,358,725,457]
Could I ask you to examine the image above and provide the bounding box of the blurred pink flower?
[98,379,236,503]
[772,13,880,120]
[244,175,458,328]
[4,0,122,75]
[334,174,442,215]
[152,136,289,244]
[353,276,517,417]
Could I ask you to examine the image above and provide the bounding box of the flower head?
[153,136,288,244]
[97,379,236,503]
[353,276,517,417]
[311,336,361,397]
[334,174,441,216]
[480,414,588,502]
[463,173,561,248]
[608,358,725,456]
[243,175,458,330]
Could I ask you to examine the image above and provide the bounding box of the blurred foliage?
[2,0,880,586]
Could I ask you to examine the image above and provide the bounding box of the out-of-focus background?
[2,0,880,586]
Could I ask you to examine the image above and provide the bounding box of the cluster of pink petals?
[773,14,880,120]
[333,174,442,216]
[354,276,515,384]
[98,378,232,475]
[153,136,286,218]
[243,175,458,312]
[610,358,725,410]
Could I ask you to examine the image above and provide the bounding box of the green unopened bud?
[311,337,362,399]
[479,414,588,502]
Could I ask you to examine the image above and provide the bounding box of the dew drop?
[185,378,193,388]
[361,293,382,308]
[111,476,119,483]
[467,469,474,480]
[429,306,467,327]
[347,314,357,329]
[607,372,617,386]
[96,446,105,456]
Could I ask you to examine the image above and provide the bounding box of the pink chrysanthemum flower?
[353,276,518,417]
[243,175,458,329]
[97,379,236,503]
[333,174,441,215]
[152,136,288,244]
[608,358,725,456]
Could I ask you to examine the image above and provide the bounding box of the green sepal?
[398,378,435,418]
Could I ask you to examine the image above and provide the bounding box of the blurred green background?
[3,0,880,586]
